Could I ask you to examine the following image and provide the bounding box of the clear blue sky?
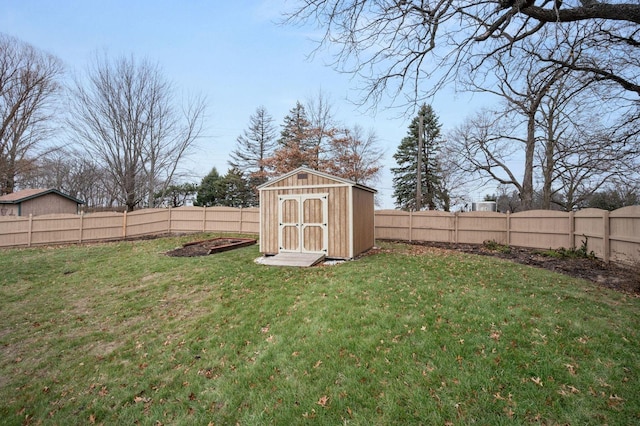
[1,0,496,208]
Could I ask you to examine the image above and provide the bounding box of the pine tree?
[228,106,277,183]
[194,167,224,207]
[263,101,319,175]
[392,104,450,211]
[219,168,255,207]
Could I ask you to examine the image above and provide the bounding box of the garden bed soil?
[399,241,640,296]
[165,237,256,257]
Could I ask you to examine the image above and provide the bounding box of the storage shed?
[0,188,84,217]
[258,167,377,260]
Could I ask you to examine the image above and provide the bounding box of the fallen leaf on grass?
[317,395,330,407]
[608,394,625,408]
[531,377,543,386]
[558,384,580,396]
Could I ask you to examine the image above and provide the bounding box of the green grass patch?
[1,235,638,425]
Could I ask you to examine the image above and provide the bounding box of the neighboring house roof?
[0,188,85,205]
[258,167,377,193]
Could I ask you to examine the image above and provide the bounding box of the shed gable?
[261,168,348,190]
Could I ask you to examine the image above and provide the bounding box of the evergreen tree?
[392,104,449,211]
[219,168,255,207]
[263,101,319,175]
[194,167,224,206]
[228,106,277,183]
[154,182,198,207]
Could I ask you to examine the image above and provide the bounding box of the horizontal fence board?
[0,207,260,249]
[373,208,640,265]
[30,215,81,245]
[1,206,638,265]
[127,209,170,237]
[81,212,124,242]
[0,216,30,247]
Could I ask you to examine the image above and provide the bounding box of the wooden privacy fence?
[0,207,259,248]
[1,205,639,265]
[374,206,640,265]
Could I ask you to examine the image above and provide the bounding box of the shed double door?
[278,194,328,254]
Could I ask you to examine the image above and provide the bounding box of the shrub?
[482,239,511,254]
[537,237,595,260]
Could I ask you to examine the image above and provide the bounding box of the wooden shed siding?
[260,185,352,258]
[260,189,278,254]
[20,193,78,216]
[328,186,350,258]
[270,172,340,188]
[259,168,376,260]
[352,188,375,256]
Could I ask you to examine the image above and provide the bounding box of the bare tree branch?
[68,54,206,210]
[0,33,63,194]
[286,0,640,108]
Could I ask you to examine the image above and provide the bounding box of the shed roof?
[0,188,85,205]
[258,167,377,193]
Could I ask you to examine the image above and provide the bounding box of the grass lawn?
[1,234,638,425]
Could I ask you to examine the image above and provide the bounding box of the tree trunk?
[521,114,536,211]
[541,116,555,210]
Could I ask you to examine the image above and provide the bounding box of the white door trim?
[278,194,328,254]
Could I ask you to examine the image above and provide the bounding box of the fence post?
[374,210,378,240]
[167,207,172,233]
[569,211,575,250]
[79,211,84,243]
[239,207,244,233]
[122,210,127,238]
[408,211,413,242]
[603,210,610,263]
[202,206,207,232]
[454,212,459,244]
[506,211,511,246]
[27,214,33,247]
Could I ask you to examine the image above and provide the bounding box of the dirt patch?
[399,241,640,296]
[165,238,256,257]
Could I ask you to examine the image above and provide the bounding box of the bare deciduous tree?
[451,52,639,212]
[449,108,525,199]
[287,1,640,106]
[20,148,119,209]
[305,89,337,165]
[324,124,383,186]
[68,54,206,210]
[0,33,63,194]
